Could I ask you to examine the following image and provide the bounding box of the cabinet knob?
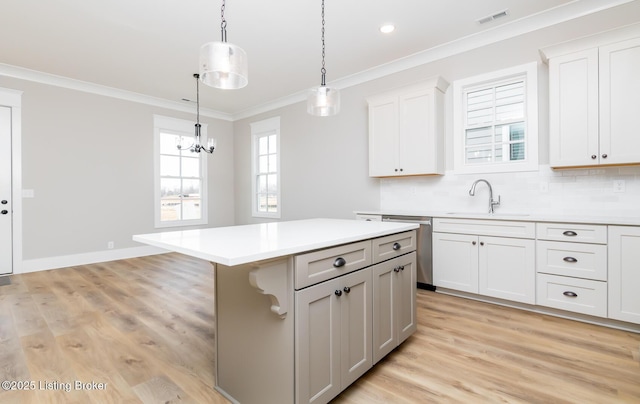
[333,257,346,268]
[563,291,578,298]
[335,289,343,297]
[399,168,403,172]
[394,169,398,172]
[602,154,608,159]
[1,200,7,204]
[472,241,476,245]
[392,242,401,251]
[563,256,578,263]
[343,286,351,294]
[399,265,405,271]
[591,155,597,160]
[0,210,7,215]
[480,241,484,246]
[562,231,577,237]
[393,266,400,273]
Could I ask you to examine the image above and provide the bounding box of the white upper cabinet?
[543,24,640,168]
[367,77,448,177]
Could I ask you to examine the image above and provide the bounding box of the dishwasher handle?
[382,218,431,226]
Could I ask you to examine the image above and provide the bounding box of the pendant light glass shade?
[307,0,339,117]
[200,41,248,89]
[307,85,340,116]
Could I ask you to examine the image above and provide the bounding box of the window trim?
[251,116,281,219]
[453,62,539,174]
[153,114,208,228]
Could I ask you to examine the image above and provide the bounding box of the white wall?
[0,76,235,268]
[233,2,640,223]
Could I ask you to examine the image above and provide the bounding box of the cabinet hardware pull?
[472,241,476,245]
[343,286,351,294]
[392,242,401,251]
[393,266,400,273]
[602,154,608,159]
[591,155,597,159]
[563,257,578,263]
[335,289,342,297]
[400,265,405,271]
[563,291,578,298]
[0,210,7,215]
[0,200,7,204]
[480,241,484,246]
[333,257,346,268]
[562,231,578,237]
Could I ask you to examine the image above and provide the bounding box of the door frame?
[1,87,23,274]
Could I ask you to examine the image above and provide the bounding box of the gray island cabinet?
[134,218,418,404]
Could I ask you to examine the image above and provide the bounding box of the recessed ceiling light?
[380,24,395,34]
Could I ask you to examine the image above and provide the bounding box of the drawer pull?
[333,257,346,268]
[393,266,400,273]
[563,291,578,298]
[343,286,351,294]
[563,257,578,263]
[335,289,342,297]
[562,230,578,237]
[392,242,401,251]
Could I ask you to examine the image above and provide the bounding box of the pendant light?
[307,0,340,116]
[200,0,248,89]
[177,74,216,154]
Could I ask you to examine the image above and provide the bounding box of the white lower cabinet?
[372,252,417,364]
[433,219,535,304]
[479,236,536,304]
[608,226,640,324]
[536,273,607,317]
[433,232,479,293]
[295,268,373,404]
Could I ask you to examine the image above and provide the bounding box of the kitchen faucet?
[469,179,500,214]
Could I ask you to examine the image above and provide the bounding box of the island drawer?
[372,230,416,264]
[536,241,607,281]
[536,273,607,317]
[536,223,607,244]
[295,240,372,289]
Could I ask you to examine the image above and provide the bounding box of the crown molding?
[0,63,233,121]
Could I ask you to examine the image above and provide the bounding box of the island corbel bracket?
[248,259,290,319]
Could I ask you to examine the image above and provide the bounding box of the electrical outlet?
[539,181,549,193]
[613,180,626,193]
[107,241,114,249]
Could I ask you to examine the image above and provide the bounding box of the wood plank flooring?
[1,253,638,403]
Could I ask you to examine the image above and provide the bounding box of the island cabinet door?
[295,269,373,404]
[372,252,417,364]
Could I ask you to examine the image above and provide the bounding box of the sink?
[446,212,530,217]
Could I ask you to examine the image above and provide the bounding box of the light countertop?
[133,218,418,266]
[355,210,640,226]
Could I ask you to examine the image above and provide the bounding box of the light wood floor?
[0,253,638,403]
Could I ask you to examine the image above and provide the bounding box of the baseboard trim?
[19,246,167,274]
[436,288,640,334]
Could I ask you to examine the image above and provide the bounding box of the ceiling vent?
[477,9,509,25]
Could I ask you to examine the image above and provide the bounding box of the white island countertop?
[133,218,418,266]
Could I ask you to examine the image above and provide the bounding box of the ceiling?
[0,0,633,119]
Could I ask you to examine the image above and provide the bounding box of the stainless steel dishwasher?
[381,215,435,291]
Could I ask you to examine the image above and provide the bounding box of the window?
[453,62,538,173]
[251,117,280,218]
[153,115,208,228]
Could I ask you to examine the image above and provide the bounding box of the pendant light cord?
[320,0,326,86]
[220,0,228,43]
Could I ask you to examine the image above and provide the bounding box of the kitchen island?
[133,218,419,404]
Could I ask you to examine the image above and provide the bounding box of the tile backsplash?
[380,165,640,218]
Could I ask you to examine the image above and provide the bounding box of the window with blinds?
[464,79,526,164]
[453,62,538,174]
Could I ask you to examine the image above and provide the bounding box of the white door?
[0,105,12,274]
